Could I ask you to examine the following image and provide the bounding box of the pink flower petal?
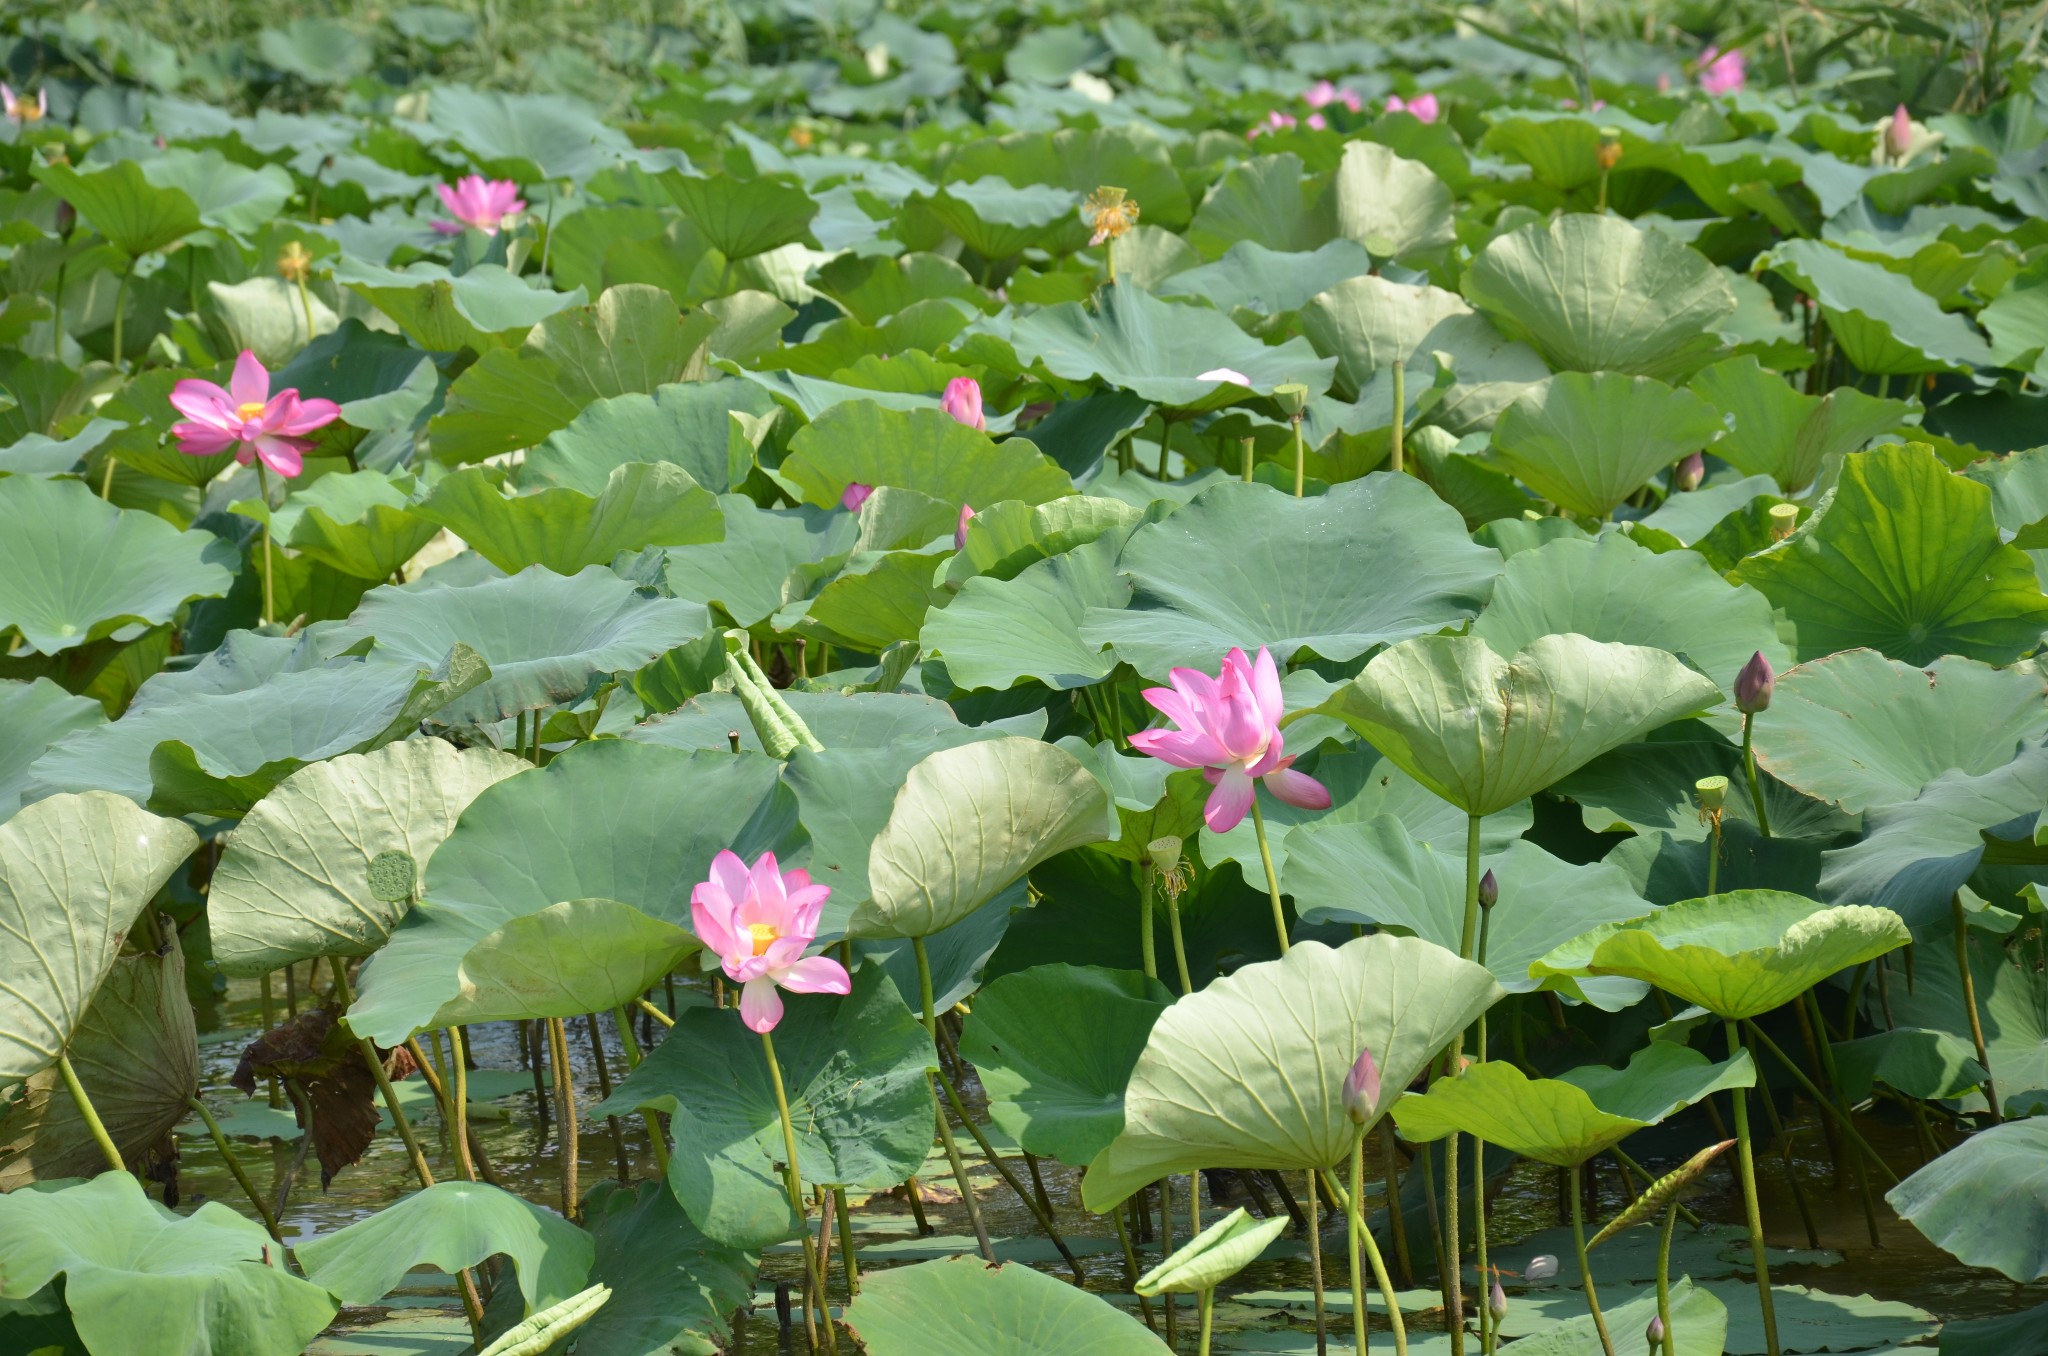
[228,350,269,409]
[691,882,741,959]
[168,379,235,426]
[775,955,853,995]
[1248,646,1285,727]
[1204,766,1257,833]
[269,393,342,437]
[1128,727,1230,770]
[738,977,784,1033]
[251,436,305,479]
[709,850,753,913]
[171,422,237,457]
[1264,765,1332,811]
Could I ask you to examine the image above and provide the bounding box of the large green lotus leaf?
[0,1173,336,1356]
[921,535,1128,691]
[1004,284,1336,412]
[1473,533,1787,719]
[1753,649,2048,813]
[1730,444,2048,665]
[1508,1279,1728,1356]
[663,172,818,261]
[920,178,1080,260]
[334,260,586,352]
[843,1256,1171,1356]
[1830,1027,1988,1104]
[142,149,294,235]
[0,945,195,1188]
[1688,356,1913,494]
[956,964,1173,1166]
[520,284,717,405]
[1887,1118,2048,1281]
[1818,746,2048,934]
[779,403,1072,510]
[792,543,951,654]
[559,1179,759,1356]
[1186,153,1336,258]
[1288,822,1654,1010]
[0,475,235,656]
[1331,140,1456,261]
[28,647,486,814]
[811,251,991,326]
[1314,633,1723,817]
[590,969,932,1248]
[420,87,633,181]
[1137,1207,1288,1298]
[31,159,201,258]
[328,566,707,727]
[1558,720,1854,844]
[1393,1042,1755,1167]
[1081,477,1499,680]
[658,496,860,628]
[416,462,722,576]
[1610,822,1830,910]
[440,896,699,1027]
[347,741,796,1045]
[0,418,122,477]
[1155,240,1373,319]
[1760,240,1994,376]
[632,689,984,755]
[424,346,587,465]
[208,740,527,976]
[1531,890,1910,1020]
[1491,373,1726,520]
[0,679,104,822]
[1462,213,1737,381]
[848,737,1111,940]
[1869,929,2048,1116]
[278,470,441,583]
[524,381,774,497]
[1933,1300,2048,1356]
[946,126,1192,232]
[1297,273,1548,429]
[298,1181,593,1314]
[0,793,194,1084]
[1082,934,1503,1210]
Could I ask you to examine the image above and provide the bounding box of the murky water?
[174,974,2044,1352]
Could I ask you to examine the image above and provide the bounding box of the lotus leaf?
[415,463,722,576]
[1689,355,1912,493]
[1490,372,1726,520]
[1136,1208,1290,1296]
[843,1256,1171,1355]
[0,679,104,822]
[556,1179,759,1356]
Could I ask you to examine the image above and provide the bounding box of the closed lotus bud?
[1735,650,1774,715]
[1343,1047,1382,1125]
[1477,869,1498,909]
[1523,1254,1559,1282]
[1147,835,1184,875]
[1674,450,1704,492]
[955,502,976,550]
[1647,1312,1667,1344]
[840,481,873,512]
[54,199,75,238]
[1273,382,1310,419]
[1885,103,1912,161]
[1696,775,1728,813]
[1489,1274,1508,1322]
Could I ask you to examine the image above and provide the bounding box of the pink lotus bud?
[1344,1047,1382,1125]
[1885,104,1913,160]
[1699,45,1746,96]
[1490,1274,1508,1322]
[1304,80,1336,109]
[940,376,985,431]
[840,482,873,512]
[1675,451,1704,492]
[1735,650,1774,714]
[955,503,975,550]
[1647,1313,1666,1344]
[1477,869,1498,909]
[1307,113,1327,131]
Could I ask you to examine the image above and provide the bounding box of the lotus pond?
[4,1,2048,1353]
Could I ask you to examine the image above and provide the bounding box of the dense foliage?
[3,1,2047,1354]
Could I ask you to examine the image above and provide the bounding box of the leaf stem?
[761,1025,832,1351]
[547,1017,581,1221]
[255,463,277,626]
[915,936,996,1264]
[1725,1019,1782,1356]
[1139,866,1158,982]
[1570,1160,1617,1356]
[187,1095,283,1241]
[1656,1201,1678,1356]
[1951,894,2000,1121]
[1250,796,1290,955]
[1348,1133,1371,1356]
[1307,1169,1326,1355]
[1389,362,1406,475]
[1739,1018,1900,1185]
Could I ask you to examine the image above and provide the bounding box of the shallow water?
[173,974,2044,1352]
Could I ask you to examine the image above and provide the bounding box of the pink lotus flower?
[1248,110,1298,138]
[841,482,874,512]
[690,849,851,1034]
[170,350,341,479]
[433,175,526,235]
[955,503,976,550]
[1699,46,1746,96]
[940,376,985,431]
[1,83,48,125]
[1307,113,1328,132]
[1386,93,1441,123]
[1303,81,1362,113]
[1128,646,1332,833]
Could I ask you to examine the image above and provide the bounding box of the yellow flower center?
[235,401,266,422]
[748,922,779,957]
[11,99,42,123]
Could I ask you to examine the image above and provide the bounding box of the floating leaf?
[843,1256,1171,1355]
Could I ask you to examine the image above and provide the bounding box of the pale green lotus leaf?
[842,1256,1171,1355]
[1135,1208,1289,1297]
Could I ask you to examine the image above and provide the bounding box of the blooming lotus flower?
[1699,46,1745,96]
[1343,1048,1381,1125]
[1303,80,1362,113]
[1248,110,1298,138]
[433,175,526,235]
[1735,650,1774,714]
[170,350,341,479]
[1197,367,1250,385]
[2,84,48,124]
[841,482,874,512]
[690,849,851,1033]
[940,376,985,431]
[955,503,976,550]
[1128,646,1332,833]
[1386,92,1440,123]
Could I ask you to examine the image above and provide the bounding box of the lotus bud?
[1477,869,1498,909]
[954,502,976,550]
[1647,1312,1666,1344]
[1674,450,1704,492]
[54,199,75,238]
[1523,1254,1559,1282]
[1489,1274,1508,1322]
[840,481,873,512]
[1147,835,1184,875]
[1768,502,1799,541]
[1696,775,1728,813]
[1735,650,1774,715]
[1343,1047,1382,1125]
[1596,128,1624,172]
[940,376,986,432]
[1273,382,1310,420]
[1885,103,1912,161]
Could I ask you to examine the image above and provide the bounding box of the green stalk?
[1951,894,2000,1121]
[1307,1169,1326,1355]
[1384,1120,1414,1287]
[1198,1288,1216,1356]
[1348,1133,1371,1356]
[1740,713,1772,837]
[1249,797,1290,955]
[1569,1161,1617,1356]
[294,272,316,343]
[1725,1019,1782,1356]
[1441,811,1484,1353]
[447,1024,476,1183]
[61,1051,125,1173]
[613,1006,670,1174]
[1389,363,1406,474]
[915,937,996,1264]
[1740,1019,1901,1185]
[255,464,277,626]
[834,1185,860,1296]
[188,1095,283,1241]
[1656,1201,1678,1356]
[1292,413,1306,498]
[1112,1200,1159,1332]
[111,261,132,370]
[1707,813,1722,896]
[1139,867,1158,982]
[1165,887,1194,996]
[547,1018,581,1221]
[762,1027,830,1352]
[1242,436,1255,482]
[1475,892,1495,1354]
